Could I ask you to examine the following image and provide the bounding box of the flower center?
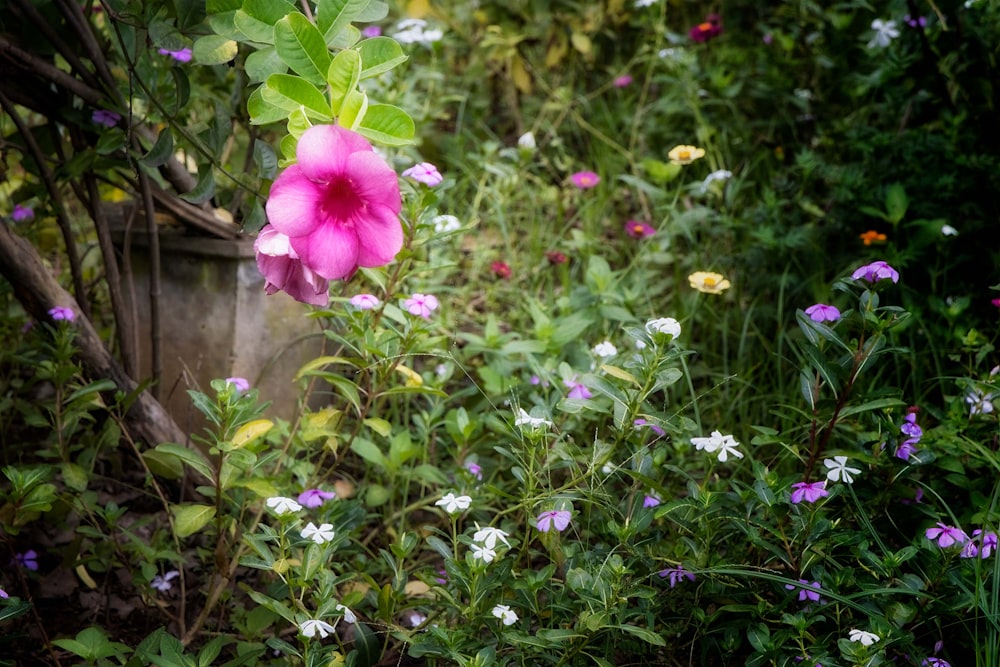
[698,22,712,31]
[678,150,691,160]
[320,178,363,222]
[704,277,716,286]
[632,224,645,234]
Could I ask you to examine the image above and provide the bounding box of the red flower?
[689,14,722,42]
[491,261,512,280]
[546,250,568,265]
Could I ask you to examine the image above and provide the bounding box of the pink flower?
[350,294,381,310]
[804,304,840,323]
[225,377,250,393]
[464,461,483,480]
[11,204,34,222]
[613,74,633,88]
[491,261,512,280]
[48,306,75,322]
[689,14,722,42]
[158,47,193,62]
[851,260,899,284]
[535,510,571,532]
[961,529,998,559]
[92,109,121,127]
[254,225,330,306]
[361,25,382,38]
[403,293,439,318]
[297,488,336,508]
[925,522,968,548]
[790,481,828,504]
[265,124,402,281]
[402,162,443,187]
[992,298,1000,308]
[633,418,665,437]
[564,378,592,400]
[571,171,601,189]
[624,220,656,238]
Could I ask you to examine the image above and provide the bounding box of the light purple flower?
[158,47,193,62]
[15,550,38,571]
[922,659,950,667]
[960,529,997,558]
[298,488,336,508]
[658,565,695,588]
[48,306,75,322]
[925,522,968,548]
[361,25,383,38]
[350,293,381,310]
[11,204,34,222]
[851,260,899,284]
[535,510,571,532]
[895,440,918,461]
[225,377,250,393]
[643,493,661,508]
[785,579,821,602]
[564,378,592,400]
[900,412,923,440]
[804,303,840,323]
[464,461,483,480]
[402,162,443,187]
[403,293,439,319]
[613,74,633,88]
[92,109,121,127]
[0,587,8,598]
[790,481,828,504]
[634,418,665,437]
[570,171,600,189]
[151,570,180,592]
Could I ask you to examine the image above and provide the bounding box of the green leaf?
[60,462,88,492]
[839,397,906,418]
[140,127,174,168]
[247,87,288,125]
[242,0,293,25]
[357,103,414,146]
[171,503,217,538]
[885,183,908,224]
[262,74,332,120]
[170,67,191,114]
[253,139,277,179]
[338,90,368,129]
[316,0,369,41]
[154,443,214,482]
[615,624,666,647]
[193,34,238,65]
[274,13,333,86]
[180,165,216,204]
[356,0,389,21]
[234,9,277,44]
[245,47,287,82]
[0,598,32,623]
[357,36,408,78]
[350,437,387,469]
[327,49,361,116]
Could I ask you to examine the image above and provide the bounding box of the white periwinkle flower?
[645,318,681,340]
[635,0,657,7]
[714,438,744,462]
[300,619,336,639]
[701,169,733,192]
[301,522,336,545]
[868,19,900,48]
[941,224,958,236]
[432,214,461,234]
[517,131,536,150]
[967,389,996,416]
[514,408,553,430]
[266,496,302,515]
[473,524,511,549]
[848,628,881,646]
[435,491,472,514]
[151,570,179,592]
[393,18,443,45]
[592,340,618,358]
[471,543,497,563]
[336,604,357,624]
[491,604,518,625]
[823,455,862,484]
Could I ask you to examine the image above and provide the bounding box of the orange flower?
[859,230,887,246]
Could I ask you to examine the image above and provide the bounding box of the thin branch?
[0,35,106,107]
[11,0,104,92]
[137,166,163,399]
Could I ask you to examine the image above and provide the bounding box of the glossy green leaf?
[193,34,238,65]
[242,0,293,24]
[247,87,289,125]
[140,127,174,168]
[338,90,367,130]
[234,10,277,44]
[245,47,286,82]
[180,165,216,204]
[253,139,277,179]
[316,0,369,41]
[262,74,332,120]
[154,443,214,482]
[358,36,408,78]
[357,102,412,145]
[274,13,332,86]
[327,49,361,115]
[171,503,216,537]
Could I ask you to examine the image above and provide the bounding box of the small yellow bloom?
[689,271,731,294]
[858,230,887,246]
[668,145,706,165]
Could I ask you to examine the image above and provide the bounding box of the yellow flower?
[668,145,706,165]
[689,271,731,294]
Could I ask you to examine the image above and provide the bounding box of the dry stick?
[11,0,103,92]
[56,0,118,94]
[0,91,93,320]
[0,36,106,108]
[136,167,163,399]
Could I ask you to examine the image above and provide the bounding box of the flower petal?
[354,204,404,268]
[291,220,360,280]
[346,151,402,214]
[266,166,323,238]
[297,124,372,182]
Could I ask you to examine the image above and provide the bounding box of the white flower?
[491,604,518,625]
[645,317,681,339]
[823,455,862,484]
[867,19,899,48]
[473,524,511,549]
[432,214,461,234]
[690,430,728,453]
[407,611,426,627]
[517,132,536,149]
[700,169,733,193]
[301,522,336,545]
[592,340,618,358]
[300,619,336,639]
[967,389,996,416]
[151,570,179,592]
[635,339,647,350]
[435,491,472,514]
[393,18,443,45]
[266,496,302,515]
[514,408,552,429]
[471,543,497,563]
[848,628,881,646]
[336,604,357,624]
[941,224,958,236]
[715,438,744,462]
[635,0,657,7]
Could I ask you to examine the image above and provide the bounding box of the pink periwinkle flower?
[535,510,571,532]
[624,220,656,239]
[564,378,592,400]
[402,162,443,187]
[254,225,330,306]
[960,529,997,559]
[785,579,821,602]
[790,481,828,504]
[350,294,381,310]
[925,522,968,548]
[613,74,633,88]
[634,418,666,437]
[11,203,34,222]
[225,377,250,393]
[851,260,899,284]
[158,47,193,62]
[658,565,695,588]
[265,124,402,282]
[15,550,38,571]
[297,488,336,508]
[570,171,601,189]
[464,461,483,480]
[48,306,75,322]
[689,14,722,42]
[91,109,121,127]
[403,293,439,319]
[804,303,840,323]
[361,25,383,38]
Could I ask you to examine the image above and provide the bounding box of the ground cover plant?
[1,0,999,665]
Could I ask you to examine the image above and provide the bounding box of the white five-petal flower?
[435,492,472,514]
[848,628,881,646]
[491,604,518,625]
[471,543,497,563]
[300,619,336,639]
[266,496,303,515]
[592,340,618,358]
[301,522,336,544]
[473,524,511,549]
[514,408,553,429]
[336,603,357,624]
[645,318,682,339]
[714,438,744,462]
[867,19,900,48]
[823,456,862,484]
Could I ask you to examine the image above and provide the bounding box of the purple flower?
[361,25,383,38]
[923,659,950,667]
[11,203,34,222]
[895,440,918,461]
[960,529,997,558]
[613,74,633,88]
[785,579,821,602]
[925,522,968,548]
[900,412,923,440]
[904,15,928,28]
[403,293,439,319]
[15,550,38,571]
[91,109,121,127]
[634,418,665,437]
[402,162,443,187]
[658,565,695,588]
[297,488,336,508]
[570,171,600,189]
[158,47,193,62]
[350,293,381,310]
[624,220,656,238]
[564,377,592,400]
[643,493,661,508]
[535,510,571,532]
[464,461,483,480]
[790,481,828,504]
[434,568,448,585]
[804,304,840,323]
[48,306,75,322]
[0,587,8,598]
[225,377,250,393]
[851,260,899,284]
[151,570,180,592]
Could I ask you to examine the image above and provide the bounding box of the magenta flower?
[634,418,665,437]
[804,304,840,323]
[925,522,968,548]
[254,225,330,305]
[265,124,402,281]
[961,529,998,559]
[563,378,592,400]
[361,25,383,38]
[851,260,899,284]
[91,109,121,127]
[158,47,193,62]
[464,461,483,480]
[790,481,828,504]
[225,377,250,393]
[48,306,75,322]
[535,510,571,532]
[613,74,633,88]
[570,171,601,189]
[297,488,336,508]
[402,162,443,187]
[403,293,439,319]
[624,220,656,238]
[658,565,695,588]
[689,14,722,42]
[11,203,34,222]
[350,294,381,310]
[897,411,922,460]
[785,579,821,602]
[15,550,38,571]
